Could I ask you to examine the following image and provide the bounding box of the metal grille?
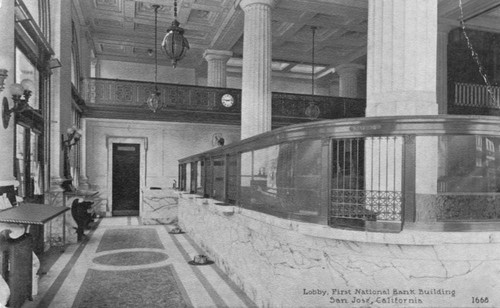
[227,155,239,203]
[330,137,403,224]
[331,190,402,221]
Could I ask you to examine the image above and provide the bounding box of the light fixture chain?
[174,0,178,19]
[154,5,158,88]
[458,0,496,104]
[311,26,316,96]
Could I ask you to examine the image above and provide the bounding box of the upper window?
[16,0,50,40]
[15,48,39,110]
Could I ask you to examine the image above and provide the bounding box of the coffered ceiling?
[74,0,500,81]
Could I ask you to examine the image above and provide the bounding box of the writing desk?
[0,203,70,244]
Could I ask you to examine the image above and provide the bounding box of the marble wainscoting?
[141,188,179,225]
[177,193,500,308]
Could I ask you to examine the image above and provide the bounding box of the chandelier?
[147,5,162,113]
[161,0,190,68]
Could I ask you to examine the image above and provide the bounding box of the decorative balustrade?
[179,115,500,232]
[451,83,500,116]
[82,78,365,125]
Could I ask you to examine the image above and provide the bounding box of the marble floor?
[23,217,256,308]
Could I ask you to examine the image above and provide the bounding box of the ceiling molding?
[78,0,498,80]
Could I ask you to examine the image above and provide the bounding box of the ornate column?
[365,0,439,215]
[203,49,233,87]
[336,63,365,98]
[366,0,438,116]
[240,0,275,139]
[49,0,74,245]
[0,0,16,188]
[437,24,454,114]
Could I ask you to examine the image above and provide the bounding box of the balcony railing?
[81,78,365,126]
[450,82,500,115]
[178,115,500,232]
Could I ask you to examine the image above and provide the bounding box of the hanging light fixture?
[147,5,162,113]
[161,0,190,68]
[305,26,320,120]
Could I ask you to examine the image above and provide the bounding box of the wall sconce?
[0,69,7,92]
[2,83,32,129]
[62,125,83,150]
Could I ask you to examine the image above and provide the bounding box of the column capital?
[240,0,276,10]
[203,49,233,62]
[335,63,365,75]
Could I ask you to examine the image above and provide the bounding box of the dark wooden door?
[112,143,140,216]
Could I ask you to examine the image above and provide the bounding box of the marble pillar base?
[141,188,179,225]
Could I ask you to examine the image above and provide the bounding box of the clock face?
[221,94,234,107]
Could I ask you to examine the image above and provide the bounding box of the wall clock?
[221,94,234,107]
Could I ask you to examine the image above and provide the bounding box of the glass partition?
[185,163,191,193]
[178,164,186,191]
[240,140,324,223]
[179,116,500,231]
[205,159,213,198]
[190,162,197,193]
[436,135,500,221]
[196,161,204,195]
[212,156,225,200]
[226,155,239,204]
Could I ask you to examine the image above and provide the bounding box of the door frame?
[106,136,148,216]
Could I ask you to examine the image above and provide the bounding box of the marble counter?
[177,192,500,308]
[141,188,178,225]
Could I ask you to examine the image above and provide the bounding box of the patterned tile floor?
[23,217,256,308]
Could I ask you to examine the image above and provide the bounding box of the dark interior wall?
[448,28,500,87]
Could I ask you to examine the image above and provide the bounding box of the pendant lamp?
[161,0,190,68]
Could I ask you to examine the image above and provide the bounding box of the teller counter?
[177,115,500,307]
[141,187,178,225]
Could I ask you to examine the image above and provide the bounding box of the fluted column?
[366,0,439,209]
[50,0,73,192]
[204,49,233,87]
[366,0,438,116]
[336,63,365,98]
[49,0,74,245]
[437,24,454,114]
[0,0,16,187]
[240,0,275,139]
